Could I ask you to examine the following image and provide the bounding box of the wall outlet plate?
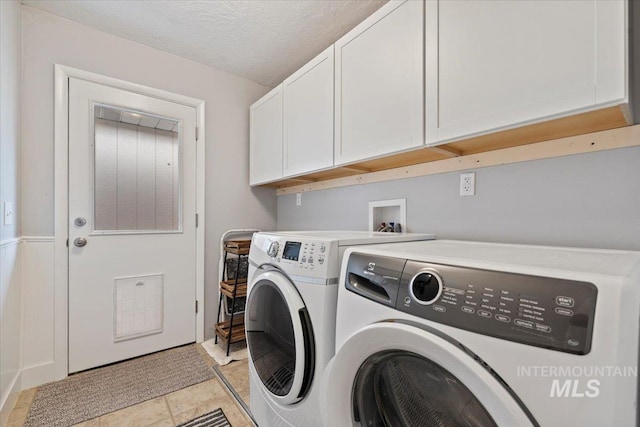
[296,193,302,206]
[460,173,476,196]
[3,201,14,225]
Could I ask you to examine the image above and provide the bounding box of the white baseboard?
[21,362,55,390]
[0,371,22,427]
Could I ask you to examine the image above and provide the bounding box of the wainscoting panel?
[21,237,55,389]
[0,238,23,423]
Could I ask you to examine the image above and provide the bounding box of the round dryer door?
[322,322,536,427]
[246,269,315,405]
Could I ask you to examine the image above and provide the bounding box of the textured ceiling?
[22,0,387,87]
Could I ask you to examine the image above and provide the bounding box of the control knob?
[267,241,280,258]
[409,269,443,305]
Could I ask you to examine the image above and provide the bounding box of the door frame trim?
[54,64,206,380]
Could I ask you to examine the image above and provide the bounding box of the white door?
[68,77,198,373]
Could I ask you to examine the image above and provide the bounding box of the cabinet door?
[250,85,283,185]
[426,0,627,145]
[335,0,424,166]
[283,46,334,177]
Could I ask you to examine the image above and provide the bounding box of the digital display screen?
[283,241,302,261]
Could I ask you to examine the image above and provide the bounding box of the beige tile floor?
[217,360,250,407]
[5,345,254,427]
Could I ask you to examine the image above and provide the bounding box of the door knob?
[74,217,87,227]
[74,237,88,247]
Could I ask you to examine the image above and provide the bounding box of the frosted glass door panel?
[94,105,181,232]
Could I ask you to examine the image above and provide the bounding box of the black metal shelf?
[215,239,251,356]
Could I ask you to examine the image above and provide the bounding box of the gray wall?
[1,0,21,241]
[0,0,22,418]
[278,146,640,251]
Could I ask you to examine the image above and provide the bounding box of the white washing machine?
[245,231,436,427]
[323,240,640,426]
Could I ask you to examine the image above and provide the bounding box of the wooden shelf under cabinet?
[265,106,631,193]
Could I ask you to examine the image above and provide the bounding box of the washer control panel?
[345,253,598,355]
[258,236,334,279]
[279,240,325,268]
[397,261,597,355]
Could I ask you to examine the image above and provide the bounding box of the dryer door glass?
[353,351,497,427]
[246,275,314,402]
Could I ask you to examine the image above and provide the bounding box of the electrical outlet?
[459,173,475,196]
[296,193,302,206]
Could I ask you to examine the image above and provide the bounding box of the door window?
[246,280,297,396]
[93,104,181,233]
[353,351,497,426]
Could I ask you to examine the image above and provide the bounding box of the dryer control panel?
[346,254,598,355]
[251,233,340,281]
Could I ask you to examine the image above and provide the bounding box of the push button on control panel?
[555,296,575,307]
[514,319,534,329]
[555,307,573,316]
[495,314,510,323]
[535,324,552,333]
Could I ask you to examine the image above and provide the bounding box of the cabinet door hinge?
[195,300,199,314]
[196,213,199,227]
[66,238,69,248]
[195,127,199,141]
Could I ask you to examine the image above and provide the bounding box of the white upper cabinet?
[334,0,424,166]
[426,0,628,145]
[283,46,334,177]
[250,84,283,185]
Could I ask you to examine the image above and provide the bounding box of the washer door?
[323,322,536,427]
[246,270,315,405]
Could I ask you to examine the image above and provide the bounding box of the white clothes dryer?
[323,240,640,427]
[245,231,435,427]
